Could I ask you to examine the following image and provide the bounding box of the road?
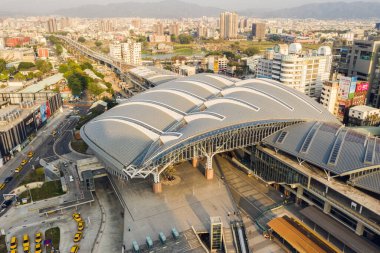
[0,107,84,212]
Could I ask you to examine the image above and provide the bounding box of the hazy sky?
[1,0,378,13]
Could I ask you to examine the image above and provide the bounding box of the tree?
[26,72,35,80]
[0,71,9,81]
[55,44,63,56]
[244,47,260,56]
[34,71,43,80]
[58,64,69,73]
[14,72,26,81]
[87,82,104,97]
[36,60,52,74]
[95,41,102,47]
[170,34,177,43]
[18,62,35,70]
[78,37,86,43]
[8,66,17,75]
[80,62,93,71]
[178,34,193,44]
[0,59,6,73]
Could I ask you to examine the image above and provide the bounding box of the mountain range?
[0,0,380,19]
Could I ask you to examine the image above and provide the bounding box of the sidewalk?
[0,108,70,180]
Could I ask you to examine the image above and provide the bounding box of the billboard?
[40,103,47,123]
[356,81,369,92]
[339,76,351,99]
[348,76,357,99]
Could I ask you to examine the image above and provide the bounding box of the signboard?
[348,76,357,99]
[356,81,369,92]
[213,61,219,73]
[339,76,351,99]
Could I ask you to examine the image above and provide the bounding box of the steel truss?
[123,120,303,181]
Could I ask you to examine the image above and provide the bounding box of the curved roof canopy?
[81,74,339,171]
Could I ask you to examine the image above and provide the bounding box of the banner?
[339,76,351,99]
[356,81,369,92]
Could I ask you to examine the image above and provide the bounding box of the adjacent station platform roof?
[263,121,380,176]
[81,74,338,172]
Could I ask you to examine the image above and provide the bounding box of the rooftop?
[350,105,380,113]
[18,73,64,93]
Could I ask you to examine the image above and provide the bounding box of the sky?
[0,0,377,14]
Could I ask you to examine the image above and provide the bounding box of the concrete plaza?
[114,161,236,249]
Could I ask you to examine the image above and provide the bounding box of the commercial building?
[148,35,171,43]
[219,12,238,40]
[207,55,228,73]
[335,39,380,108]
[5,37,30,47]
[153,22,164,36]
[321,79,340,114]
[251,23,266,41]
[375,23,380,30]
[348,105,380,126]
[47,18,57,33]
[0,48,35,62]
[258,44,333,98]
[99,20,113,32]
[37,48,49,59]
[109,41,141,65]
[169,22,180,36]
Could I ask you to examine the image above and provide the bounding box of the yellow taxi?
[35,232,42,243]
[73,232,82,242]
[15,166,22,173]
[0,183,5,191]
[72,213,82,222]
[22,234,30,250]
[77,220,85,231]
[35,243,42,253]
[10,249,17,253]
[70,245,79,253]
[27,151,34,158]
[20,159,28,166]
[10,236,17,250]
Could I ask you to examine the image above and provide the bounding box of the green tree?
[170,34,177,43]
[8,66,17,75]
[244,47,260,56]
[78,37,86,43]
[14,72,26,81]
[80,62,93,71]
[26,72,35,80]
[0,59,6,73]
[95,41,102,47]
[178,34,193,44]
[36,60,52,73]
[58,64,69,73]
[87,82,105,97]
[55,44,63,56]
[34,71,43,80]
[18,62,35,70]
[0,71,9,81]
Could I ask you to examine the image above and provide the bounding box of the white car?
[69,176,74,182]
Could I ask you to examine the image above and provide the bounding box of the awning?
[300,206,380,253]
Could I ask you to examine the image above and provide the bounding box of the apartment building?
[219,12,238,40]
[109,41,141,65]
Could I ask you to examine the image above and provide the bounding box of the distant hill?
[242,1,380,19]
[55,0,223,18]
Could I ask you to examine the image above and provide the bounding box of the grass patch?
[45,227,60,251]
[0,235,6,252]
[19,181,64,202]
[71,139,88,154]
[21,167,45,185]
[174,47,195,55]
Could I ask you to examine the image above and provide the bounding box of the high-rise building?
[100,20,113,32]
[345,39,380,108]
[169,22,180,36]
[47,18,57,33]
[320,79,340,115]
[109,41,141,65]
[37,48,49,59]
[153,22,164,36]
[109,44,122,60]
[375,23,380,30]
[257,44,332,98]
[252,23,266,41]
[132,19,141,29]
[219,12,238,39]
